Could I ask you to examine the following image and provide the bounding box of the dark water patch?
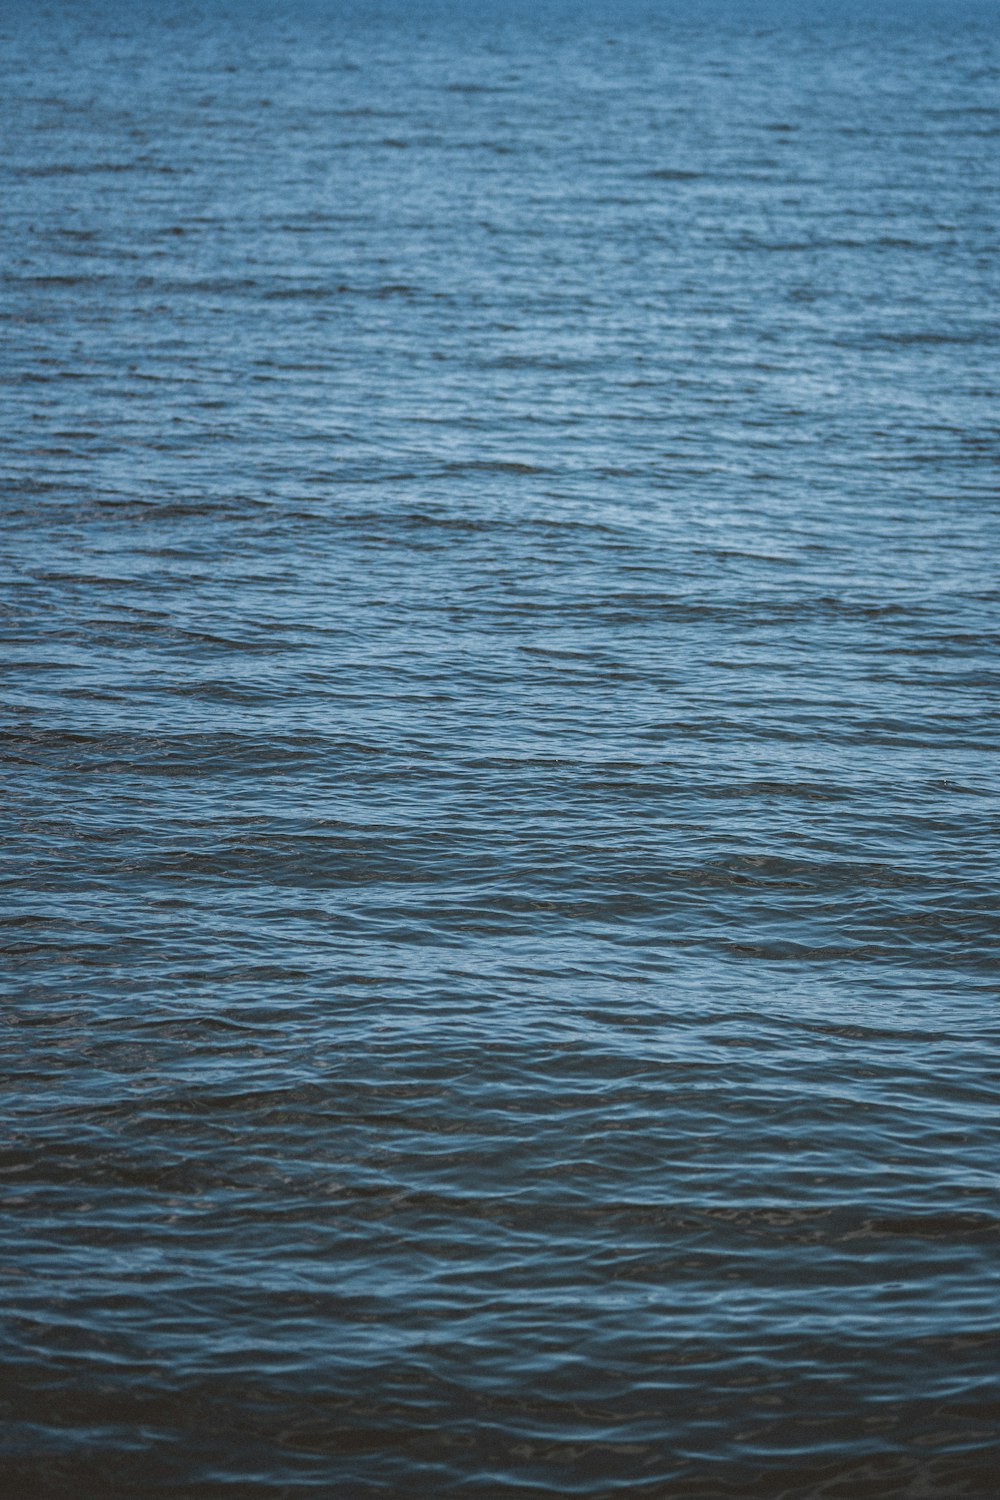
[645,167,704,180]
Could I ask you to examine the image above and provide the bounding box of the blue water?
[2,1,999,1495]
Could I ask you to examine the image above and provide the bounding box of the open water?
[1,1,999,1495]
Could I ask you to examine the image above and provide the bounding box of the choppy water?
[2,1,999,1495]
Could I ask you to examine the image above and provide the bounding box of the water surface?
[1,1,998,1494]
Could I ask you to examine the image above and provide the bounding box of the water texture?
[1,1,998,1494]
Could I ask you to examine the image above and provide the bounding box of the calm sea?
[1,1,998,1495]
